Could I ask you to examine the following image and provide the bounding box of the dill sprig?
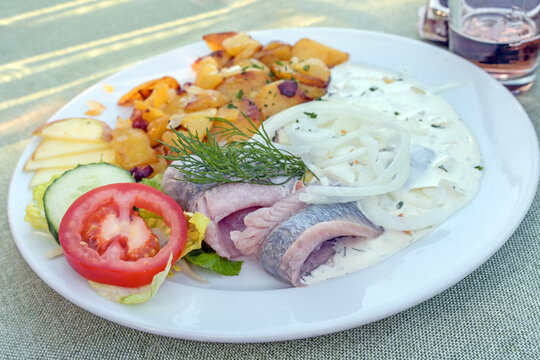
[163,113,310,186]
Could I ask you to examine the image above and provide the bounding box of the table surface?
[1,0,539,358]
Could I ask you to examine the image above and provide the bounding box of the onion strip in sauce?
[258,102,411,204]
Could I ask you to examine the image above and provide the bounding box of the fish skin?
[259,202,383,286]
[230,191,308,257]
[162,161,214,212]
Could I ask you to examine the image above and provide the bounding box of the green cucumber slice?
[43,163,135,242]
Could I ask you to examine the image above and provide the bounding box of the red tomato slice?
[58,183,187,288]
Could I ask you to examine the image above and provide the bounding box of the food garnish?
[164,115,311,186]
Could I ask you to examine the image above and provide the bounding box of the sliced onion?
[257,102,411,203]
[359,196,455,230]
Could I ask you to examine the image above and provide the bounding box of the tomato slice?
[58,183,187,288]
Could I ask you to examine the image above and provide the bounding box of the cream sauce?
[302,63,482,285]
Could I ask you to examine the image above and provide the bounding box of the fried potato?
[253,80,309,119]
[111,127,157,169]
[133,100,166,122]
[184,89,229,112]
[272,57,330,88]
[212,98,262,143]
[291,38,349,68]
[232,39,263,64]
[193,50,232,71]
[118,76,180,106]
[297,83,327,100]
[217,70,272,100]
[194,57,224,89]
[146,115,170,147]
[254,41,292,68]
[202,31,238,51]
[222,33,253,56]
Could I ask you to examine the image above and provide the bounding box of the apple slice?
[29,168,69,188]
[32,118,112,142]
[24,149,116,171]
[32,139,111,160]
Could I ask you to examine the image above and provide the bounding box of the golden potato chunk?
[254,41,292,68]
[146,115,170,147]
[232,39,263,64]
[133,100,166,122]
[111,127,157,169]
[193,50,232,70]
[178,108,218,139]
[222,33,252,56]
[297,83,327,100]
[217,70,272,100]
[184,89,229,112]
[272,57,330,88]
[253,80,309,119]
[212,99,262,143]
[194,57,224,89]
[202,31,238,51]
[291,38,349,68]
[118,76,180,106]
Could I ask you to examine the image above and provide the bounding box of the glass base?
[497,72,536,94]
[503,82,534,95]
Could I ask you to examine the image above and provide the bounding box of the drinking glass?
[448,0,540,93]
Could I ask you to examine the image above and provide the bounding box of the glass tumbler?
[448,0,540,93]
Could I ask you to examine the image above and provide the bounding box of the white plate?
[8,28,539,342]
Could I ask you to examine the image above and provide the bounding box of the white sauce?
[301,63,482,285]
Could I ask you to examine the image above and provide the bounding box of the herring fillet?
[162,161,296,259]
[259,202,383,286]
[230,191,308,257]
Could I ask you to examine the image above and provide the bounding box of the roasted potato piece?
[144,83,169,108]
[222,32,253,56]
[111,127,157,169]
[182,113,216,139]
[297,83,327,100]
[232,59,271,76]
[290,58,330,82]
[217,70,272,100]
[212,98,262,143]
[232,39,263,64]
[133,100,166,123]
[147,115,170,147]
[291,38,349,68]
[194,57,224,89]
[272,58,330,88]
[169,108,218,140]
[193,50,232,71]
[221,32,263,63]
[253,80,309,119]
[161,130,180,148]
[118,76,180,106]
[203,31,238,51]
[184,89,229,112]
[219,59,270,79]
[162,89,187,115]
[254,41,292,68]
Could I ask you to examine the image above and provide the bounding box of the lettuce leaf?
[140,173,163,191]
[181,212,242,276]
[182,211,209,257]
[184,248,242,276]
[24,177,57,231]
[88,252,174,304]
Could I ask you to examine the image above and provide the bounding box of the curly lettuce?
[88,252,174,304]
[24,177,57,231]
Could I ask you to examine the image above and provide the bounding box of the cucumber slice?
[43,163,135,242]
